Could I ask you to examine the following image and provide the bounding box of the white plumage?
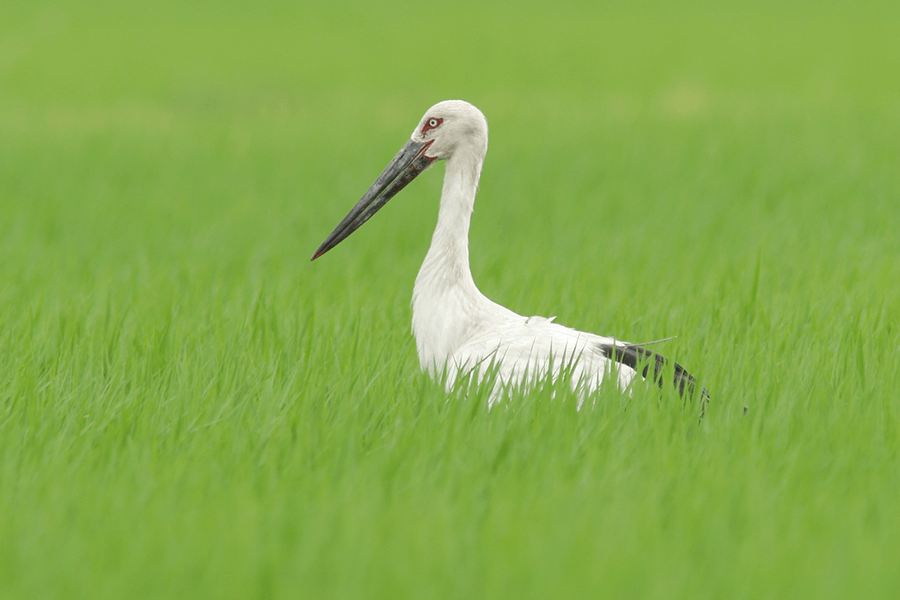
[313,100,705,404]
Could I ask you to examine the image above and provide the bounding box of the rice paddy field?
[2,0,899,597]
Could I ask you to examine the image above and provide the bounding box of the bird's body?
[313,100,706,403]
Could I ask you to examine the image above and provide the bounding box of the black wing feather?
[598,343,710,403]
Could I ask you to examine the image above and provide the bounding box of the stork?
[312,100,708,405]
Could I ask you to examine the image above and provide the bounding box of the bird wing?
[454,315,635,392]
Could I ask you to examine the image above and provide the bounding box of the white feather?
[409,101,636,403]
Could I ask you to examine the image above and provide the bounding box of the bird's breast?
[411,282,485,373]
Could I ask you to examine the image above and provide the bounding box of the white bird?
[312,100,707,405]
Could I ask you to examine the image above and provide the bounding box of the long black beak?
[311,139,436,260]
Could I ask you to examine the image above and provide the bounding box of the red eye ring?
[422,117,443,134]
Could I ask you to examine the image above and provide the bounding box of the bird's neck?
[412,150,487,370]
[420,152,481,287]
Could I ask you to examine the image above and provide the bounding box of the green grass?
[2,0,900,597]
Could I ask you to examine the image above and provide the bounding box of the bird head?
[311,100,487,260]
[409,100,488,161]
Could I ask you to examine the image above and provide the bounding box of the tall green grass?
[2,0,899,597]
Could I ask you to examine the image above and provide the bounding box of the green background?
[2,0,899,597]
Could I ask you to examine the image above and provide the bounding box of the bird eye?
[422,117,443,134]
